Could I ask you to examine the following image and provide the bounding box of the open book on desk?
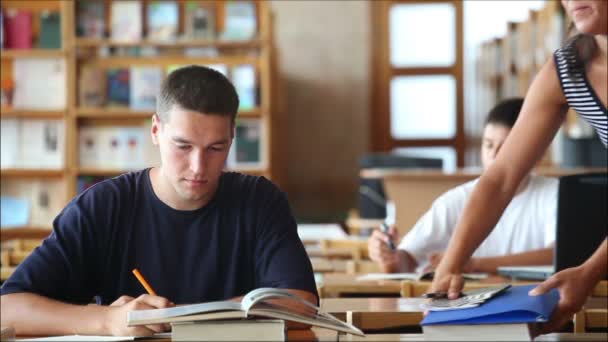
[127,288,364,336]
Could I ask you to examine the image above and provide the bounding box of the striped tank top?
[554,38,608,147]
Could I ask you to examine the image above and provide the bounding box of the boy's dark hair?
[157,65,239,122]
[485,97,524,129]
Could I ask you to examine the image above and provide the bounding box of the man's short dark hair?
[157,65,239,122]
[485,97,524,129]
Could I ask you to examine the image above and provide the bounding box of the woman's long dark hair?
[564,22,599,66]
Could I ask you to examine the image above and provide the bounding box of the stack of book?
[421,284,559,341]
[128,288,363,341]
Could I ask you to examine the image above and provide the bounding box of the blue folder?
[421,284,560,325]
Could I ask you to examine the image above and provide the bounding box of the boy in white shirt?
[368,98,557,274]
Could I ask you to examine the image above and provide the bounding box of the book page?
[127,300,242,326]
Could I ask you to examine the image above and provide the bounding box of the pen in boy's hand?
[381,222,396,251]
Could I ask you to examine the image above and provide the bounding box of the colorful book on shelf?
[0,196,30,227]
[3,9,32,49]
[1,118,19,168]
[37,11,61,49]
[227,119,262,167]
[79,126,146,170]
[107,68,130,107]
[12,58,66,110]
[76,0,105,39]
[231,64,257,111]
[79,65,107,107]
[421,285,559,341]
[129,66,162,111]
[110,0,142,42]
[147,1,179,42]
[18,120,65,169]
[221,1,257,41]
[128,287,363,336]
[184,0,215,40]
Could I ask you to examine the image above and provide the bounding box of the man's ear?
[151,114,162,145]
[230,121,235,140]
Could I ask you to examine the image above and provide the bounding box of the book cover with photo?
[111,0,142,42]
[107,68,130,107]
[227,119,264,168]
[231,64,256,111]
[147,1,179,42]
[130,66,162,111]
[79,65,106,107]
[184,0,215,40]
[18,120,65,169]
[221,1,257,40]
[13,58,66,110]
[76,0,105,39]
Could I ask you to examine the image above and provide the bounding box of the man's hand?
[368,226,400,272]
[425,252,478,274]
[104,294,174,336]
[529,265,597,334]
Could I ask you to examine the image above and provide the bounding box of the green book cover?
[37,11,61,49]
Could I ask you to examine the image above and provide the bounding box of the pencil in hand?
[381,222,396,251]
[132,268,157,296]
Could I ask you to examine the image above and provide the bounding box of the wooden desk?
[321,297,425,331]
[320,296,607,333]
[339,333,608,341]
[400,276,537,297]
[317,273,402,298]
[363,167,607,236]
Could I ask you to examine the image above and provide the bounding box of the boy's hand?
[368,226,400,268]
[104,294,174,336]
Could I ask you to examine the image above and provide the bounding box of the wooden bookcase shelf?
[0,49,67,59]
[0,0,279,237]
[0,108,66,119]
[75,38,264,49]
[0,169,65,178]
[0,226,53,241]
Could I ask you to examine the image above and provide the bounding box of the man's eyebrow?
[171,136,230,145]
[171,136,192,144]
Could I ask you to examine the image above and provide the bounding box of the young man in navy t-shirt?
[1,66,318,336]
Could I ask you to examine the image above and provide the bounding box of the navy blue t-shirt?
[1,169,317,305]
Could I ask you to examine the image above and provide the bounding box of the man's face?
[152,105,233,209]
[481,123,511,170]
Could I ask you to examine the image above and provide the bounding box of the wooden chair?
[345,260,382,275]
[319,239,369,260]
[0,238,43,281]
[574,280,608,332]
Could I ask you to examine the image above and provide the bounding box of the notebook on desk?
[497,265,554,281]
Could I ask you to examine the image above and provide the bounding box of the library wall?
[271,1,371,221]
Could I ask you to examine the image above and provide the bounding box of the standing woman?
[430,0,607,333]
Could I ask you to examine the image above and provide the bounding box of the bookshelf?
[475,1,566,166]
[1,0,278,236]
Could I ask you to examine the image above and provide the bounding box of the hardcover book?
[76,0,105,39]
[111,0,142,42]
[128,287,363,336]
[147,1,178,42]
[107,68,130,107]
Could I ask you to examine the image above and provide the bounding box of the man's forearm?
[582,239,608,284]
[472,247,554,274]
[0,293,110,336]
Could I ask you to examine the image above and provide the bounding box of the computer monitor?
[554,172,607,276]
